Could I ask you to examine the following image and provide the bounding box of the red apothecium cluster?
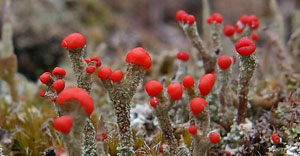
[175,10,196,25]
[207,13,223,24]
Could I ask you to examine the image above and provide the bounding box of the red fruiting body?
[198,73,216,96]
[58,88,94,115]
[188,125,198,135]
[102,132,108,141]
[235,23,244,34]
[40,90,45,98]
[86,66,96,74]
[126,47,152,69]
[110,70,124,82]
[53,80,65,92]
[159,145,164,153]
[209,132,221,144]
[54,115,73,134]
[223,25,235,37]
[212,12,223,23]
[190,97,207,115]
[52,67,66,78]
[98,66,112,79]
[85,58,91,64]
[61,33,86,50]
[187,15,196,25]
[240,14,250,25]
[180,13,189,23]
[183,75,195,88]
[226,151,231,156]
[40,72,51,84]
[248,15,259,29]
[218,55,232,70]
[272,133,281,144]
[167,82,183,100]
[150,97,160,107]
[51,98,56,102]
[251,32,259,41]
[175,10,186,21]
[90,56,102,67]
[177,51,190,61]
[235,37,256,56]
[145,80,163,97]
[207,17,213,24]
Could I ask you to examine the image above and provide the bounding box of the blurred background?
[0,0,298,81]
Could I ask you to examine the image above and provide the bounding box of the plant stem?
[237,55,256,124]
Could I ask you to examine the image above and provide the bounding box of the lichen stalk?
[67,48,98,156]
[0,55,19,102]
[236,55,256,124]
[180,23,216,73]
[288,27,300,58]
[266,30,294,75]
[59,100,91,156]
[211,23,223,55]
[154,93,178,155]
[1,0,14,59]
[68,48,92,92]
[82,119,98,156]
[201,0,211,44]
[0,0,19,103]
[101,64,145,156]
[218,68,233,113]
[191,106,211,156]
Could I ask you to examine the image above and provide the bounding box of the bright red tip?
[272,133,281,144]
[98,66,112,79]
[235,37,256,56]
[187,15,196,25]
[167,82,183,100]
[190,97,207,115]
[207,17,214,24]
[212,12,223,23]
[240,14,250,25]
[54,115,73,134]
[150,97,160,107]
[40,90,45,98]
[183,75,194,88]
[86,66,96,74]
[177,50,190,61]
[61,33,86,50]
[110,70,124,82]
[90,56,102,67]
[126,47,152,69]
[209,132,221,144]
[175,10,186,21]
[52,67,66,78]
[53,79,65,92]
[198,73,215,96]
[145,80,163,97]
[188,125,198,135]
[223,25,235,37]
[58,88,94,115]
[218,55,232,70]
[40,72,51,84]
[251,32,259,41]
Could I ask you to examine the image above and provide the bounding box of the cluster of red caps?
[207,13,223,24]
[97,47,152,82]
[223,14,259,41]
[188,124,221,144]
[175,10,196,25]
[39,67,67,102]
